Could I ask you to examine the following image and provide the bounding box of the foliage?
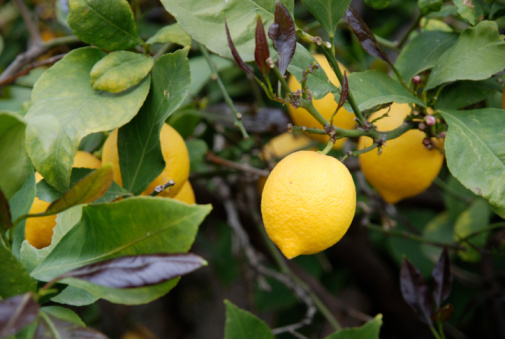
[0,0,504,338]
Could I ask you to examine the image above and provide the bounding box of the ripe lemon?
[261,151,356,259]
[358,103,444,204]
[26,151,101,249]
[173,181,196,204]
[102,123,190,197]
[262,132,315,162]
[287,54,356,149]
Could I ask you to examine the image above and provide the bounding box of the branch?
[206,151,269,177]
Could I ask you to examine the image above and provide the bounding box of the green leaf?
[90,51,154,94]
[421,212,454,261]
[51,286,99,306]
[324,314,383,339]
[453,0,488,25]
[40,306,85,326]
[440,108,505,218]
[0,112,29,200]
[25,47,150,192]
[188,55,233,97]
[347,70,425,110]
[442,175,475,220]
[186,139,208,173]
[44,165,114,215]
[0,86,32,113]
[454,198,490,262]
[146,23,192,46]
[425,21,505,91]
[301,0,352,35]
[67,0,142,51]
[30,197,211,281]
[224,300,274,339]
[435,79,500,110]
[418,0,443,15]
[0,241,37,298]
[0,189,12,233]
[395,31,457,83]
[118,48,191,194]
[160,0,294,62]
[37,168,131,204]
[287,43,338,100]
[365,0,392,10]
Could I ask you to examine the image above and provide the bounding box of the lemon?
[261,151,356,259]
[358,103,444,204]
[287,54,356,149]
[26,151,101,249]
[173,181,196,204]
[262,132,315,162]
[102,123,190,197]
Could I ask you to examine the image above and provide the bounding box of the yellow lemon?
[262,132,315,162]
[102,123,190,197]
[173,181,196,204]
[358,103,444,204]
[261,151,356,259]
[287,54,356,149]
[26,151,101,249]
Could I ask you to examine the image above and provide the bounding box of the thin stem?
[319,140,334,155]
[429,325,443,339]
[398,13,422,48]
[457,222,505,243]
[207,151,270,177]
[14,0,41,43]
[438,321,447,339]
[433,177,473,204]
[340,143,378,162]
[374,35,400,52]
[365,223,464,251]
[390,64,411,92]
[271,63,293,98]
[299,100,329,127]
[40,312,62,339]
[198,43,249,139]
[153,42,172,60]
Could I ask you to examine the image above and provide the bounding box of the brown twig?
[206,151,270,177]
[0,54,65,87]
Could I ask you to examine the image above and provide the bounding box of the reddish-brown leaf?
[400,257,433,325]
[225,19,254,77]
[59,253,207,289]
[255,15,270,75]
[36,315,109,339]
[268,2,296,75]
[0,293,39,338]
[432,247,453,309]
[346,6,391,65]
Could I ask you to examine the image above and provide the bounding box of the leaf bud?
[425,115,436,126]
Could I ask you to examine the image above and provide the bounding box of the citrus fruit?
[287,54,356,149]
[262,132,315,162]
[358,103,444,204]
[26,151,102,249]
[173,181,196,204]
[102,123,190,197]
[261,151,356,259]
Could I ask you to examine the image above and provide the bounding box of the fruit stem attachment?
[198,43,249,139]
[319,140,334,155]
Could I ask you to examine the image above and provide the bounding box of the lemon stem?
[320,140,334,155]
[271,64,294,100]
[199,43,249,139]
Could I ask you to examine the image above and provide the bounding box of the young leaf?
[435,79,500,110]
[90,51,154,94]
[301,0,352,35]
[0,112,30,200]
[337,71,349,112]
[255,16,270,75]
[324,314,383,339]
[400,257,433,324]
[35,314,108,339]
[224,300,274,339]
[225,20,255,77]
[41,306,85,327]
[346,6,391,64]
[25,47,150,192]
[58,253,206,289]
[44,164,113,216]
[0,293,39,338]
[426,21,505,90]
[365,0,392,10]
[418,0,443,15]
[268,2,296,75]
[146,23,192,46]
[67,0,142,51]
[431,304,454,323]
[0,189,12,233]
[440,108,505,219]
[118,48,191,195]
[432,248,453,309]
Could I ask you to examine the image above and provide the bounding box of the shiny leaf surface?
[400,258,433,324]
[255,16,270,75]
[432,248,453,309]
[268,2,296,75]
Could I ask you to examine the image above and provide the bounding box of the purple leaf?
[255,15,270,75]
[0,189,12,233]
[268,2,296,75]
[59,253,207,289]
[336,71,349,113]
[400,258,433,325]
[345,6,391,65]
[225,19,255,77]
[45,164,113,215]
[0,293,39,338]
[432,248,453,309]
[36,315,109,339]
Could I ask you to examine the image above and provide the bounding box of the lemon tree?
[1,0,505,338]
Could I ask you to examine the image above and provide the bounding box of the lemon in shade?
[261,151,356,259]
[287,54,356,149]
[102,123,190,197]
[173,181,196,205]
[26,151,101,249]
[358,103,444,204]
